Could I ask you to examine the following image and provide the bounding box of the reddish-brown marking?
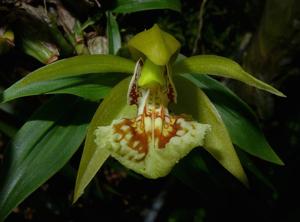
[129,84,139,105]
[167,83,176,103]
[113,110,185,154]
[154,117,182,149]
[113,119,149,154]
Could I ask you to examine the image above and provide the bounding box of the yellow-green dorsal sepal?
[138,59,165,88]
[128,24,181,66]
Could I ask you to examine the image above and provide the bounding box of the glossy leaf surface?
[0,95,97,221]
[1,74,122,102]
[113,0,181,13]
[0,55,135,103]
[107,12,121,55]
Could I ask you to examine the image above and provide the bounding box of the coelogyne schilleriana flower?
[94,25,210,178]
[73,24,285,202]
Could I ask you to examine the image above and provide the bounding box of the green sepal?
[73,77,136,203]
[173,55,285,97]
[128,24,181,65]
[185,74,284,165]
[171,76,248,186]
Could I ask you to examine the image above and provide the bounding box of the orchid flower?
[73,24,284,202]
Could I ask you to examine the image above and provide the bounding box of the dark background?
[1,0,300,221]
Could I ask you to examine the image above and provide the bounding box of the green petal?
[1,55,135,103]
[128,24,181,66]
[73,77,136,203]
[173,55,285,97]
[171,76,248,185]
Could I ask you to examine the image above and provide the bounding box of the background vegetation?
[0,0,299,221]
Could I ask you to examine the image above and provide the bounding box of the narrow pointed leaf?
[0,95,97,221]
[49,82,111,101]
[0,74,122,102]
[173,55,285,97]
[185,74,283,165]
[171,76,248,185]
[112,0,181,13]
[0,55,135,103]
[73,77,136,202]
[106,12,121,55]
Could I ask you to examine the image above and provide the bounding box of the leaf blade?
[0,95,97,221]
[1,74,122,103]
[106,12,121,55]
[1,55,135,103]
[113,0,181,13]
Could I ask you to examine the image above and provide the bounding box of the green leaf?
[112,0,181,13]
[171,76,248,185]
[0,95,97,221]
[0,55,135,103]
[0,74,122,102]
[106,12,121,55]
[49,81,111,101]
[185,74,284,165]
[73,77,136,203]
[173,55,285,97]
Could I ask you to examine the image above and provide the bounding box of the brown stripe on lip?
[113,119,149,155]
[155,117,182,149]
